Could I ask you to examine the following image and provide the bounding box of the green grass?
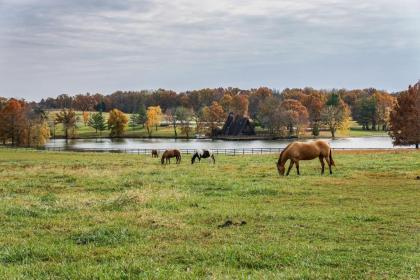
[0,149,418,279]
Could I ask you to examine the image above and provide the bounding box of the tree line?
[1,83,419,147]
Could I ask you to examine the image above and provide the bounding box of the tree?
[389,82,420,148]
[165,108,178,138]
[22,107,50,147]
[248,87,272,122]
[231,94,249,116]
[145,106,162,137]
[202,101,225,133]
[301,92,326,135]
[129,114,139,131]
[108,109,128,137]
[258,96,283,135]
[0,99,26,145]
[321,93,350,138]
[55,109,78,141]
[280,99,309,137]
[82,111,90,126]
[375,92,395,131]
[136,103,147,128]
[88,111,107,136]
[175,106,193,138]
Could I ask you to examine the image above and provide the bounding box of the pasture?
[0,149,419,279]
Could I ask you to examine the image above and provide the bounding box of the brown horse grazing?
[276,140,335,176]
[161,149,181,165]
[151,149,159,158]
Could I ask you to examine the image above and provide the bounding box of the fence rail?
[35,146,402,155]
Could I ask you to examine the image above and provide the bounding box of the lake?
[44,136,406,151]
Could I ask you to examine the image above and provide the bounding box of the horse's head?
[276,161,285,176]
[191,153,198,164]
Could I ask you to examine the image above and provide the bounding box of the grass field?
[0,149,419,279]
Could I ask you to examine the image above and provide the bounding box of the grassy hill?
[0,149,418,278]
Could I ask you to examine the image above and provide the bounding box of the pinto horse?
[161,149,181,165]
[276,140,335,176]
[191,149,215,164]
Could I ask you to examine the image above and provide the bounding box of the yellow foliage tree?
[146,106,162,137]
[107,109,128,137]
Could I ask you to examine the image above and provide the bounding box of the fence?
[38,146,401,155]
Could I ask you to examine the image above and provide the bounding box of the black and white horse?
[191,149,215,164]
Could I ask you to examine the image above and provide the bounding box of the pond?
[44,136,406,151]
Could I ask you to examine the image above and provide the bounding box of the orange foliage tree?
[108,109,128,137]
[202,101,226,133]
[389,82,420,148]
[0,99,26,145]
[0,99,50,146]
[280,99,309,137]
[82,111,90,126]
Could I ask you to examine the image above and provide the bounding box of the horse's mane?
[278,143,292,164]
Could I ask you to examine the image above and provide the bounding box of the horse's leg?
[325,157,332,174]
[319,156,325,175]
[295,161,300,175]
[286,160,294,176]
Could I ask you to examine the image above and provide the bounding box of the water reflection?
[45,136,406,150]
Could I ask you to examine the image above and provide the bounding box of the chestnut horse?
[276,140,335,176]
[151,149,159,158]
[161,149,181,165]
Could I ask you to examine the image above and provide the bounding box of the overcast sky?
[0,0,419,101]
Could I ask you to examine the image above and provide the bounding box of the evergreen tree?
[88,111,107,136]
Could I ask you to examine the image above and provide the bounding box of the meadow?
[0,149,419,279]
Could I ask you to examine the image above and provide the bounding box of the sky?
[0,0,419,101]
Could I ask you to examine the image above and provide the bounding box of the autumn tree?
[258,96,284,135]
[375,92,395,131]
[248,87,272,122]
[82,111,90,126]
[301,92,326,136]
[55,109,78,140]
[0,99,26,145]
[88,111,107,136]
[231,94,249,116]
[321,93,350,138]
[107,109,128,137]
[389,82,420,148]
[74,93,97,113]
[280,99,309,137]
[145,106,162,137]
[202,101,226,134]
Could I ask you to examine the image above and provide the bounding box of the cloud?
[0,0,419,100]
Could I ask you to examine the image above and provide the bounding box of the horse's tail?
[211,154,215,164]
[329,148,335,166]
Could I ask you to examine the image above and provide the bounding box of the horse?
[276,140,335,176]
[151,149,159,158]
[191,149,215,164]
[161,149,181,165]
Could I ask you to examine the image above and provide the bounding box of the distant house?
[216,112,255,136]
